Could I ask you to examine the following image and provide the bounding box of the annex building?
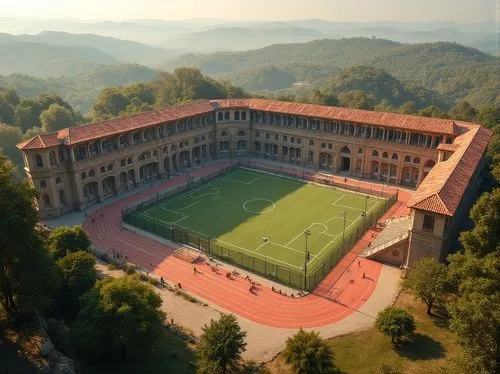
[17,99,492,268]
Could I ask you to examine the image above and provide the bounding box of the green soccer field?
[130,168,384,272]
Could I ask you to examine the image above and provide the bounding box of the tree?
[397,101,417,114]
[0,97,15,125]
[417,105,447,118]
[449,100,478,121]
[72,275,165,362]
[47,225,91,260]
[447,251,499,374]
[53,251,97,322]
[14,99,42,131]
[92,88,131,120]
[403,257,449,314]
[0,154,60,318]
[459,188,500,257]
[375,307,416,343]
[0,123,23,167]
[40,103,77,132]
[476,105,500,129]
[338,90,374,110]
[196,313,247,374]
[283,329,335,374]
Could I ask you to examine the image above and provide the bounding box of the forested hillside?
[165,38,500,107]
[0,42,120,77]
[0,64,159,114]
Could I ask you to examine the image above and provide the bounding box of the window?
[100,166,106,173]
[49,151,57,166]
[234,111,240,121]
[89,169,95,177]
[121,159,126,167]
[309,140,314,146]
[107,164,113,171]
[392,154,398,160]
[297,138,301,145]
[221,131,228,137]
[217,112,223,121]
[238,131,245,137]
[382,152,388,159]
[127,158,133,165]
[35,154,43,167]
[328,143,333,150]
[40,180,47,188]
[265,133,270,139]
[372,150,379,157]
[56,177,61,184]
[42,195,51,208]
[224,111,230,120]
[321,143,326,148]
[59,190,66,205]
[404,155,411,163]
[284,136,288,142]
[423,215,435,231]
[255,131,260,138]
[413,157,420,164]
[241,111,247,120]
[358,148,363,154]
[81,172,87,180]
[290,137,295,143]
[275,134,278,141]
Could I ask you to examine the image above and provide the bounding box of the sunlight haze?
[0,0,496,22]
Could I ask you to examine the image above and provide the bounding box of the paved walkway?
[76,160,410,329]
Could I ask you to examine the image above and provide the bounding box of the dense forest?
[165,39,500,107]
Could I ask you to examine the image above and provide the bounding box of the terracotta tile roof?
[215,99,459,135]
[17,100,215,150]
[407,123,493,216]
[437,143,460,152]
[16,130,68,150]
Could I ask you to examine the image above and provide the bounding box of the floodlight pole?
[304,229,311,290]
[341,211,347,251]
[364,195,369,230]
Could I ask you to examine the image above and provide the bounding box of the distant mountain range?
[0,18,497,54]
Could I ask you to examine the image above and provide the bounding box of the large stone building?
[17,99,492,267]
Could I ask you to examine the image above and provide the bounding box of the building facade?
[17,99,492,267]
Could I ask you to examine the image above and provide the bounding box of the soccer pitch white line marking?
[215,239,303,269]
[331,194,346,206]
[178,201,200,211]
[227,176,262,185]
[190,187,219,199]
[323,215,355,224]
[335,204,366,212]
[285,222,336,247]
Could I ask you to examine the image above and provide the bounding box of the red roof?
[18,99,461,150]
[407,124,492,216]
[216,99,460,135]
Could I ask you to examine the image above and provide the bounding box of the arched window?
[100,166,106,173]
[40,180,47,188]
[42,195,51,208]
[35,154,43,167]
[107,164,113,171]
[358,148,363,154]
[59,190,66,205]
[81,172,87,180]
[224,111,229,120]
[328,143,333,150]
[392,154,398,160]
[413,157,420,164]
[234,111,240,121]
[217,112,223,121]
[382,152,388,158]
[404,155,411,163]
[241,111,247,120]
[221,131,228,137]
[237,131,245,136]
[49,151,57,166]
[55,177,61,184]
[321,143,326,148]
[89,169,95,177]
[372,150,379,157]
[341,146,351,154]
[309,140,314,146]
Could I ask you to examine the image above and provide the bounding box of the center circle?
[243,199,276,214]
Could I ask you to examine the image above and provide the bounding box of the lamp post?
[303,229,311,290]
[364,195,369,230]
[341,211,347,252]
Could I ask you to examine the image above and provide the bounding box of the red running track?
[83,161,410,328]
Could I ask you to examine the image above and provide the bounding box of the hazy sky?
[0,0,496,22]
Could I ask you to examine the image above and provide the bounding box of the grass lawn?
[130,168,383,273]
[267,292,462,374]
